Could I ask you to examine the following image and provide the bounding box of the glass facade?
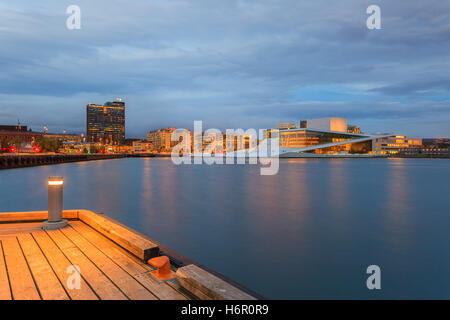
[267,128,380,155]
[86,100,125,145]
[305,140,373,154]
[275,129,363,148]
[374,135,422,154]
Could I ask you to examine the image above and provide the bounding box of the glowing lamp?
[48,180,64,186]
[43,177,68,230]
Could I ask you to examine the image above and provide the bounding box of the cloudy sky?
[0,0,449,137]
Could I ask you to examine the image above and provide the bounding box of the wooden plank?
[60,225,157,300]
[2,237,41,300]
[70,221,187,300]
[78,210,159,261]
[31,230,98,300]
[70,222,148,276]
[176,264,256,300]
[45,228,127,300]
[0,222,43,237]
[17,233,69,300]
[0,241,12,300]
[0,211,78,223]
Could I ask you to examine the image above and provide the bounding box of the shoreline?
[1,153,448,170]
[0,153,126,170]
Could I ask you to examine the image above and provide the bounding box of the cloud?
[0,0,449,137]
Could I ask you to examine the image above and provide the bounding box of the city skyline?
[1,1,450,138]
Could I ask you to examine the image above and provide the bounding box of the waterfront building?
[132,140,155,153]
[0,124,42,151]
[423,138,450,149]
[44,133,82,144]
[270,127,383,156]
[374,135,422,154]
[399,146,449,156]
[86,99,125,145]
[190,131,252,154]
[107,145,133,153]
[71,142,97,153]
[146,128,176,151]
[267,117,420,157]
[223,133,252,152]
[306,117,348,132]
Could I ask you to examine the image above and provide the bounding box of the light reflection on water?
[0,158,449,299]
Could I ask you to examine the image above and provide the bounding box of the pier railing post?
[42,176,68,230]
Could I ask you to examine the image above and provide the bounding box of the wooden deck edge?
[77,210,159,261]
[156,245,265,300]
[0,210,78,223]
[176,264,257,300]
[0,210,159,262]
[76,211,265,300]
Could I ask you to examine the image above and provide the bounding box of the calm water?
[0,158,449,299]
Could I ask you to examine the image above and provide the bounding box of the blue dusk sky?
[0,0,449,138]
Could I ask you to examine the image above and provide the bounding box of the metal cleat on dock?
[148,256,176,281]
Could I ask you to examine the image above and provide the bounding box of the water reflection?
[0,158,448,299]
[329,160,349,214]
[140,159,154,222]
[384,159,413,251]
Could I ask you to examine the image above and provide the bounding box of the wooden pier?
[0,210,257,300]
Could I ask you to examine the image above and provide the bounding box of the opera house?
[267,117,422,157]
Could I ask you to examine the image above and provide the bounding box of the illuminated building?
[132,140,155,153]
[374,135,422,154]
[269,128,388,156]
[267,118,419,157]
[223,133,252,152]
[108,145,133,153]
[190,132,252,154]
[86,99,125,145]
[0,125,42,151]
[146,128,176,151]
[44,133,82,144]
